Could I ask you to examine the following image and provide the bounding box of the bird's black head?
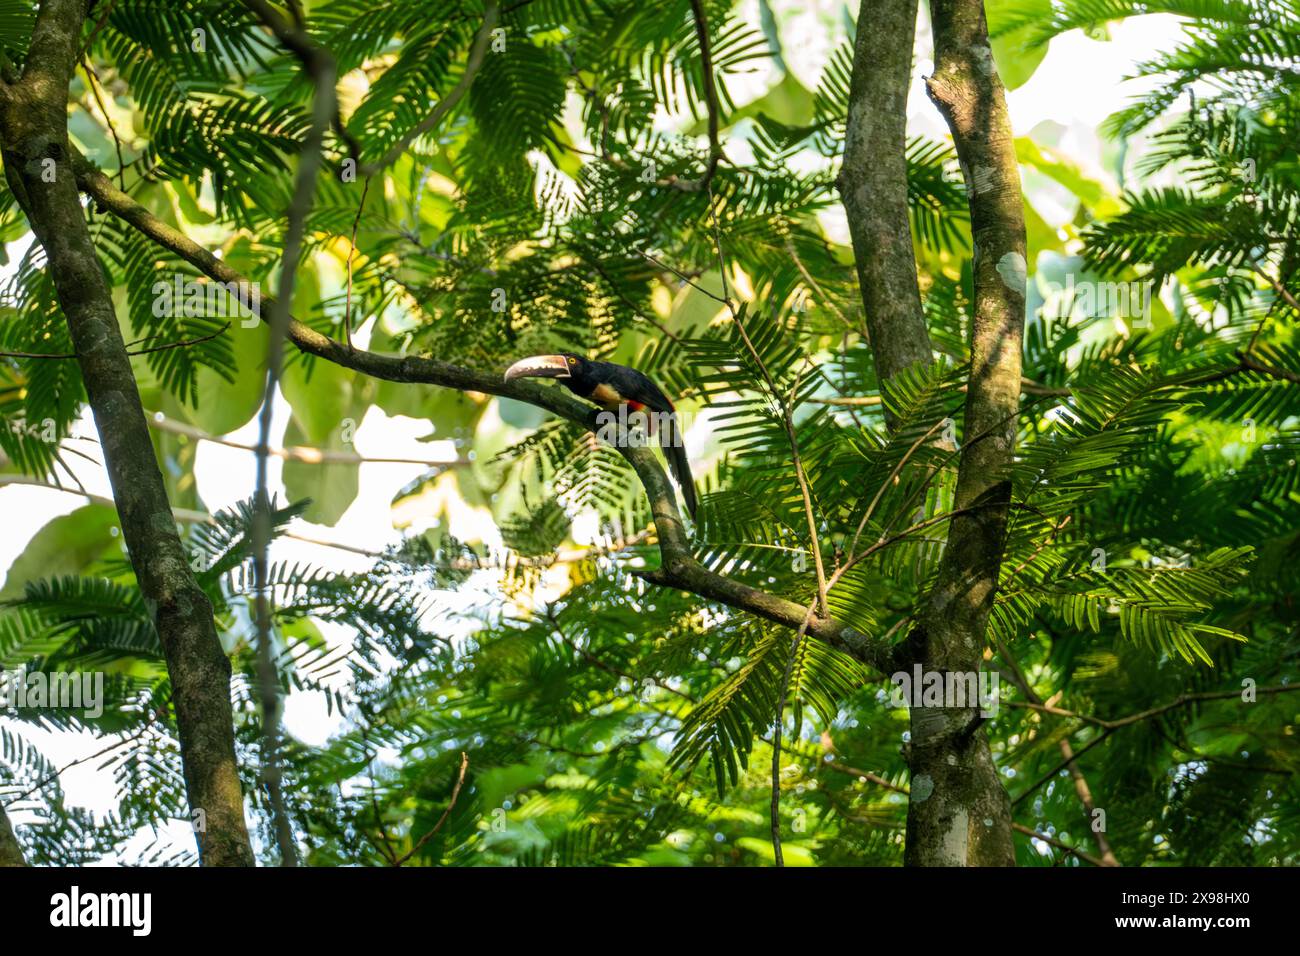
[504,353,593,389]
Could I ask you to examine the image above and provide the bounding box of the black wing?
[599,363,698,519]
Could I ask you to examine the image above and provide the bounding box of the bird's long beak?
[504,354,571,382]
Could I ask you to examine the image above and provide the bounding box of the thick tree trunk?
[837,0,934,406]
[900,0,1027,866]
[0,0,253,866]
[839,0,1019,864]
[0,804,25,866]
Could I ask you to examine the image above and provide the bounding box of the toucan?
[504,353,698,519]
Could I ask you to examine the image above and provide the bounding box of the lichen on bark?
[0,0,253,866]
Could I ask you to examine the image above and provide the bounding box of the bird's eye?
[568,357,576,365]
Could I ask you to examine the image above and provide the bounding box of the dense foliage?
[0,0,1296,866]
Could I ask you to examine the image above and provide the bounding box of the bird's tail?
[664,413,698,519]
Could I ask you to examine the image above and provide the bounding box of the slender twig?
[362,728,398,864]
[1011,729,1115,808]
[822,760,908,794]
[147,414,465,466]
[130,322,232,355]
[2,716,155,807]
[1009,683,1300,809]
[243,0,342,869]
[1153,724,1291,775]
[1,322,231,360]
[783,234,859,334]
[81,59,126,191]
[846,417,949,562]
[1236,350,1300,384]
[391,752,469,866]
[1003,516,1072,584]
[1011,822,1106,867]
[545,607,692,699]
[587,258,683,344]
[1247,261,1299,351]
[1007,682,1300,732]
[0,348,78,359]
[835,505,998,586]
[361,3,500,176]
[770,600,818,867]
[77,0,120,60]
[635,249,726,303]
[820,757,1106,865]
[343,176,371,348]
[997,638,1119,866]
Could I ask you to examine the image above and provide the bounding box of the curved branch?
[72,152,902,676]
[241,0,363,163]
[677,0,725,193]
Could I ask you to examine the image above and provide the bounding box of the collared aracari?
[504,353,698,518]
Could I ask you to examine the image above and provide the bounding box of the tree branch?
[1,0,253,866]
[1011,822,1106,867]
[391,751,469,866]
[836,0,933,418]
[677,0,724,193]
[241,0,363,164]
[243,0,340,869]
[0,322,230,360]
[146,414,470,467]
[71,151,904,676]
[1006,682,1300,732]
[997,639,1120,866]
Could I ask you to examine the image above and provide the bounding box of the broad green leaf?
[1,505,121,600]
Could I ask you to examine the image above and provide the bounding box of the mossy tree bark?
[900,0,1026,866]
[839,0,1023,865]
[0,0,254,866]
[837,0,934,410]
